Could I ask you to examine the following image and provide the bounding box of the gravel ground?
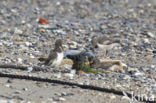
[0,0,156,103]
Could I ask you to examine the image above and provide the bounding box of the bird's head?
[55,39,63,49]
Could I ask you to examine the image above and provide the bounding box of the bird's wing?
[44,51,57,66]
[106,39,120,45]
[99,36,120,45]
[98,36,110,44]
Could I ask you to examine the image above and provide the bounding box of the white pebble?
[17,58,23,64]
[5,84,11,88]
[30,54,35,58]
[147,32,155,38]
[64,73,74,79]
[59,97,66,101]
[143,38,150,43]
[14,28,23,35]
[150,65,155,69]
[54,73,61,79]
[63,64,72,69]
[27,67,33,72]
[109,95,116,99]
[25,42,32,46]
[0,99,7,103]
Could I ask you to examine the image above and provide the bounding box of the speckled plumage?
[44,39,64,67]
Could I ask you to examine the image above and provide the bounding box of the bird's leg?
[102,49,107,58]
[105,50,109,58]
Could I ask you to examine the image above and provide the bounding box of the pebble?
[58,97,66,101]
[61,92,67,96]
[64,73,74,80]
[140,67,149,72]
[53,73,61,79]
[14,28,23,35]
[7,79,13,83]
[130,69,144,77]
[25,42,32,47]
[22,88,28,91]
[29,54,35,58]
[27,67,33,72]
[5,84,11,88]
[53,29,66,35]
[68,41,78,49]
[0,99,7,103]
[118,69,126,74]
[123,75,131,80]
[147,32,155,38]
[72,85,78,88]
[63,64,72,69]
[109,95,116,99]
[17,58,23,64]
[150,65,155,69]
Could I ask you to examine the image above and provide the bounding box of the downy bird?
[91,35,120,57]
[44,39,64,67]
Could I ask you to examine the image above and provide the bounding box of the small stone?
[27,101,33,103]
[8,99,16,103]
[30,54,35,58]
[123,75,131,80]
[56,2,61,5]
[0,99,7,103]
[5,84,11,88]
[141,67,149,72]
[68,41,78,49]
[83,80,90,85]
[14,90,21,94]
[52,102,57,103]
[39,28,46,33]
[17,58,23,64]
[25,42,32,46]
[14,28,23,35]
[72,85,78,88]
[64,85,70,88]
[21,20,26,24]
[128,68,144,76]
[71,70,76,74]
[63,64,72,69]
[58,97,66,101]
[53,29,66,35]
[143,38,150,43]
[61,92,67,96]
[150,65,155,69]
[53,73,61,79]
[109,95,116,99]
[64,73,74,80]
[147,32,155,38]
[134,71,144,77]
[7,79,13,83]
[22,88,28,91]
[27,67,33,72]
[118,69,125,74]
[147,50,153,55]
